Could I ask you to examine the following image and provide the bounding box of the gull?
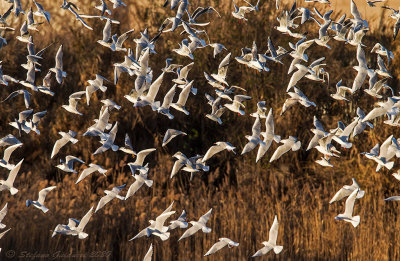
[62,91,85,115]
[162,129,187,147]
[26,186,56,213]
[9,109,34,135]
[162,58,181,73]
[125,167,152,200]
[52,218,80,237]
[170,153,208,179]
[0,5,13,25]
[362,97,397,122]
[85,74,109,105]
[0,203,7,228]
[287,64,313,92]
[331,80,352,101]
[12,0,24,17]
[143,244,153,261]
[250,101,267,118]
[204,72,224,90]
[173,40,193,59]
[352,107,373,137]
[335,189,361,227]
[212,52,231,86]
[112,28,135,52]
[101,99,120,111]
[79,14,120,24]
[0,159,23,195]
[96,0,111,16]
[37,71,54,96]
[252,215,283,257]
[289,39,314,62]
[186,6,221,26]
[127,148,156,171]
[134,72,165,110]
[68,206,94,239]
[134,29,161,59]
[130,203,176,241]
[2,89,31,109]
[371,43,394,65]
[50,45,67,84]
[242,116,265,155]
[95,184,126,213]
[257,109,281,162]
[56,156,84,173]
[51,130,78,158]
[19,62,38,91]
[361,140,395,171]
[382,6,400,40]
[0,143,22,170]
[347,25,368,47]
[16,21,32,44]
[375,54,392,78]
[173,62,194,85]
[76,163,107,184]
[305,57,329,83]
[168,210,188,230]
[392,169,400,181]
[170,80,194,115]
[225,95,252,115]
[27,110,47,135]
[232,0,259,21]
[307,116,328,151]
[259,37,288,64]
[315,20,332,49]
[119,134,136,156]
[208,43,227,58]
[332,16,352,42]
[61,0,93,30]
[93,122,119,155]
[330,178,365,204]
[351,45,371,93]
[296,7,314,25]
[205,238,239,256]
[109,0,127,9]
[203,142,236,162]
[158,85,176,120]
[366,0,385,7]
[27,8,44,31]
[364,72,389,98]
[97,19,115,51]
[384,196,400,201]
[270,136,301,162]
[281,87,316,115]
[178,208,212,241]
[33,0,50,23]
[315,156,333,167]
[206,97,226,124]
[83,107,111,137]
[0,65,19,86]
[0,135,21,147]
[350,0,368,28]
[332,120,358,149]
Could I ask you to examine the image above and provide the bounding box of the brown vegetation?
[1,0,400,260]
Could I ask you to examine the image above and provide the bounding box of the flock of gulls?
[0,0,399,258]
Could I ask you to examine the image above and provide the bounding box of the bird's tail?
[10,187,18,195]
[145,180,153,187]
[350,216,360,228]
[274,245,283,254]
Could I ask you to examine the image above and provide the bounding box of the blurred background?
[1,0,400,260]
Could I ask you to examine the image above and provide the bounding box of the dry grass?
[1,0,400,260]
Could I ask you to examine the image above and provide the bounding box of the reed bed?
[1,0,400,260]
